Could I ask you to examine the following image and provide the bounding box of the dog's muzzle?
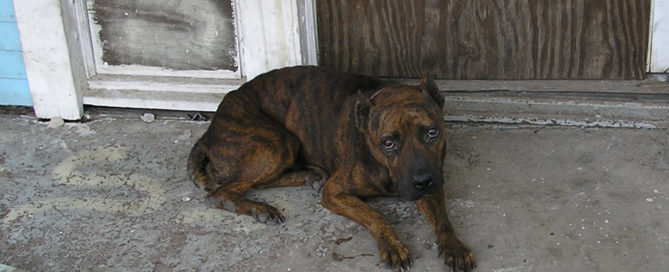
[413,173,434,190]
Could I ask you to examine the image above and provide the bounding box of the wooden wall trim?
[298,0,319,65]
[14,0,84,120]
[237,0,304,79]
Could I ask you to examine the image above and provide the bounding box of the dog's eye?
[427,128,439,139]
[382,139,395,148]
[381,139,396,152]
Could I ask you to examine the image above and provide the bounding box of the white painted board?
[650,0,669,72]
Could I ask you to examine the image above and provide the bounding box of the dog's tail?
[187,140,217,191]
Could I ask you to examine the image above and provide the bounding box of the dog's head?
[355,75,447,201]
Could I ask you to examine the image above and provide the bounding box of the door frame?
[14,0,317,119]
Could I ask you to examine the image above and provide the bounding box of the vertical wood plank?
[298,0,319,65]
[14,0,84,119]
[317,0,650,79]
[649,0,669,72]
[236,0,304,79]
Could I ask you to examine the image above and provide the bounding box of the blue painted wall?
[0,0,32,106]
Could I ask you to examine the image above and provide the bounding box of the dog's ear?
[420,73,444,109]
[354,90,371,129]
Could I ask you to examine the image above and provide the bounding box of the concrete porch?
[0,110,667,271]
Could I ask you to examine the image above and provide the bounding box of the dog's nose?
[413,173,433,190]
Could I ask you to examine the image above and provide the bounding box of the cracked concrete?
[0,113,668,271]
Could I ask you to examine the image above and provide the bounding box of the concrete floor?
[0,112,668,272]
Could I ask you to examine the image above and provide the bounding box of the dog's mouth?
[398,178,443,201]
[401,191,427,201]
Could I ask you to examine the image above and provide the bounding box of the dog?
[188,66,475,271]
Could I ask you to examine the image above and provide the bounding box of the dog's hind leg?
[206,169,322,225]
[206,182,287,225]
[200,123,312,225]
[255,165,329,191]
[187,139,218,191]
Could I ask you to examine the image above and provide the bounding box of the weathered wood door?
[317,0,650,79]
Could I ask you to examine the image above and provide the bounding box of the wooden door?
[317,0,651,80]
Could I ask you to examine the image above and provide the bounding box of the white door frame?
[14,0,317,120]
[649,0,669,72]
[14,0,85,120]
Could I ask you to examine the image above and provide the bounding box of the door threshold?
[84,75,243,111]
[84,76,669,128]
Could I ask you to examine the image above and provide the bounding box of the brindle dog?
[188,66,475,271]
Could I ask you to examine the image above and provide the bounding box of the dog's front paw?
[304,172,326,191]
[378,238,411,271]
[249,203,285,225]
[305,166,328,191]
[437,235,475,272]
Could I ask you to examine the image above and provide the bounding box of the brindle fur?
[188,66,475,271]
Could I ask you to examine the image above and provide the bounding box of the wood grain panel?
[92,0,237,71]
[317,0,650,79]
